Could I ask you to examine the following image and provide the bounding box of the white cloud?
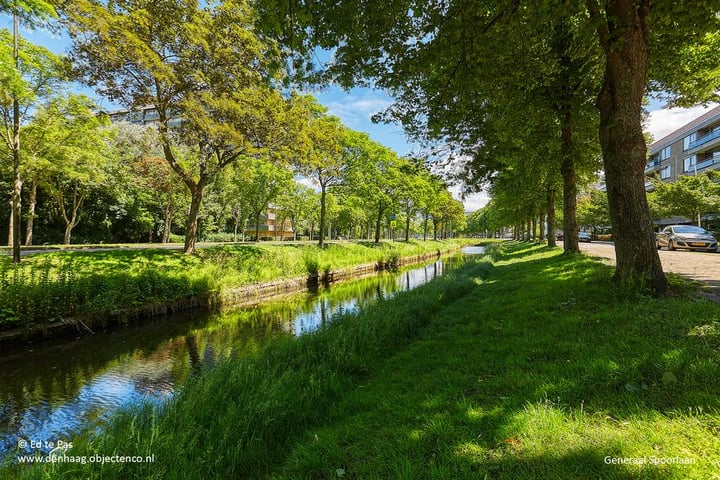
[461,192,490,212]
[645,103,720,143]
[448,184,489,212]
[322,95,393,128]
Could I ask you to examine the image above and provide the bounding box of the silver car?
[578,231,592,242]
[656,225,718,252]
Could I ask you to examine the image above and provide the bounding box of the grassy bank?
[9,245,496,479]
[0,240,468,331]
[11,241,720,479]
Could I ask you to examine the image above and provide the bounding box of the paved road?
[578,241,720,289]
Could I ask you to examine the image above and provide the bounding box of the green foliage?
[15,249,492,479]
[0,240,467,330]
[649,173,720,225]
[577,189,610,230]
[62,0,307,253]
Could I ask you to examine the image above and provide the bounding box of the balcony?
[644,160,660,173]
[695,155,720,172]
[688,128,720,150]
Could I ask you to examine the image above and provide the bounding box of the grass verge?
[274,242,720,479]
[0,240,469,331]
[11,241,719,479]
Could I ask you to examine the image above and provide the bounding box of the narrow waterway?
[0,247,483,460]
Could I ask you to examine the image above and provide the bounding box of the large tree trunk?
[10,12,21,263]
[561,113,580,254]
[592,0,666,292]
[24,177,38,246]
[374,206,384,244]
[539,212,546,241]
[405,215,411,242]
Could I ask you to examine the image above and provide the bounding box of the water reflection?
[0,250,483,459]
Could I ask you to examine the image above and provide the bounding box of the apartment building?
[645,105,720,182]
[101,106,182,128]
[244,205,295,241]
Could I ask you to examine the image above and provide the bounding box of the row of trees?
[1,0,465,261]
[1,105,464,247]
[469,171,720,239]
[260,0,720,292]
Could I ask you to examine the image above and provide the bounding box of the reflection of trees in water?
[0,255,462,457]
[186,335,201,374]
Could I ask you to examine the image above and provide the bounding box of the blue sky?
[4,15,716,212]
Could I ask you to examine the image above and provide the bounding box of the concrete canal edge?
[0,248,456,347]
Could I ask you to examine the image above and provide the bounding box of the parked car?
[578,231,592,242]
[656,225,718,252]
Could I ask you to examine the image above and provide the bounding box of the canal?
[0,247,483,460]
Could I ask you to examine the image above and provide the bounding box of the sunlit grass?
[11,253,494,480]
[12,241,718,479]
[273,242,720,479]
[0,240,469,330]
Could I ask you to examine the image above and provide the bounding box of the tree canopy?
[259,0,720,292]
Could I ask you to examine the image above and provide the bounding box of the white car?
[578,232,592,242]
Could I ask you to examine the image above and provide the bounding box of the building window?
[659,145,672,160]
[683,155,696,172]
[683,133,697,151]
[144,109,159,120]
[128,111,143,123]
[660,165,672,180]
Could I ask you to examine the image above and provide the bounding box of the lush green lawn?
[10,242,720,479]
[0,240,467,330]
[277,243,720,479]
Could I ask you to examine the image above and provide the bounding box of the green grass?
[10,241,720,479]
[9,245,494,480]
[274,242,720,480]
[0,240,467,330]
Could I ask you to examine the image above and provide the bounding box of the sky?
[3,15,717,213]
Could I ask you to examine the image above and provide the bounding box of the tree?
[62,0,306,254]
[583,1,720,291]
[649,173,720,226]
[35,108,112,244]
[262,0,720,292]
[345,139,404,243]
[19,94,110,245]
[577,189,610,236]
[291,98,346,247]
[396,160,432,242]
[241,157,293,241]
[113,123,188,243]
[0,0,60,261]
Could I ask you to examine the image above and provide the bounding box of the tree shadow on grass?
[275,242,720,479]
